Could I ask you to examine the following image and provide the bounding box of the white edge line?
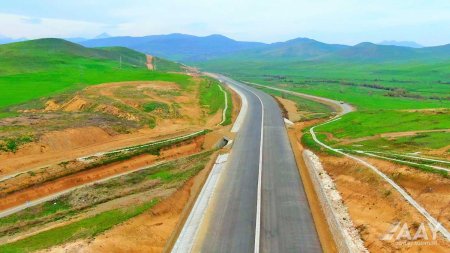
[171,154,229,253]
[224,78,264,253]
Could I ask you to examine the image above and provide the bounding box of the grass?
[199,59,450,110]
[143,101,170,113]
[346,150,449,177]
[80,130,207,172]
[254,86,334,120]
[316,110,450,139]
[301,131,341,156]
[0,38,194,110]
[0,136,34,152]
[394,132,450,150]
[199,77,227,115]
[0,151,213,248]
[0,199,72,227]
[339,132,450,154]
[221,88,233,125]
[0,199,158,253]
[153,57,184,72]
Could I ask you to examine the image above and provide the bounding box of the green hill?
[0,38,188,110]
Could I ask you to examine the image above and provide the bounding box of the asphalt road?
[192,75,321,252]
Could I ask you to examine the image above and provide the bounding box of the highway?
[183,75,322,252]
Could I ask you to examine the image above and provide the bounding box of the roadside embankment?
[303,150,368,253]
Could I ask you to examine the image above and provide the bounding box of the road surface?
[184,75,322,252]
[245,81,354,115]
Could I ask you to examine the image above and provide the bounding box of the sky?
[0,0,449,46]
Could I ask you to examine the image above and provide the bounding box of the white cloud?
[0,0,449,45]
[0,13,109,39]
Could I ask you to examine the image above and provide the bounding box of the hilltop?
[79,33,450,63]
[0,38,185,109]
[80,33,265,62]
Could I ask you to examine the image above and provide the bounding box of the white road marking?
[256,80,450,241]
[171,154,229,253]
[224,79,265,253]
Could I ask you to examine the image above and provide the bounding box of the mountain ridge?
[78,33,449,63]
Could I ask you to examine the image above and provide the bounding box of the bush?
[143,101,170,113]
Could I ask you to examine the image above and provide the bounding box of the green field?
[316,110,450,139]
[199,55,450,154]
[199,77,232,125]
[200,59,450,110]
[0,39,192,110]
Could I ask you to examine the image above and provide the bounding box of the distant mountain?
[378,40,423,48]
[80,33,266,62]
[325,42,417,62]
[229,38,349,61]
[199,40,450,64]
[79,33,449,64]
[94,33,111,39]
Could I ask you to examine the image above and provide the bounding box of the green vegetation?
[199,77,227,115]
[153,57,184,72]
[345,150,448,177]
[316,110,450,139]
[0,151,213,250]
[301,131,341,156]
[81,130,207,172]
[0,199,72,228]
[200,59,450,110]
[337,132,450,155]
[393,132,450,150]
[0,199,158,253]
[221,88,233,125]
[0,38,193,110]
[0,136,33,152]
[143,101,170,113]
[254,86,334,120]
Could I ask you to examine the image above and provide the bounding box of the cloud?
[0,0,449,45]
[0,13,110,39]
[21,17,42,24]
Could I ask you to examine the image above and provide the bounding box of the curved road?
[188,75,322,252]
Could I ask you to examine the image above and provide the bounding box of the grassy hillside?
[153,57,184,72]
[0,38,190,110]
